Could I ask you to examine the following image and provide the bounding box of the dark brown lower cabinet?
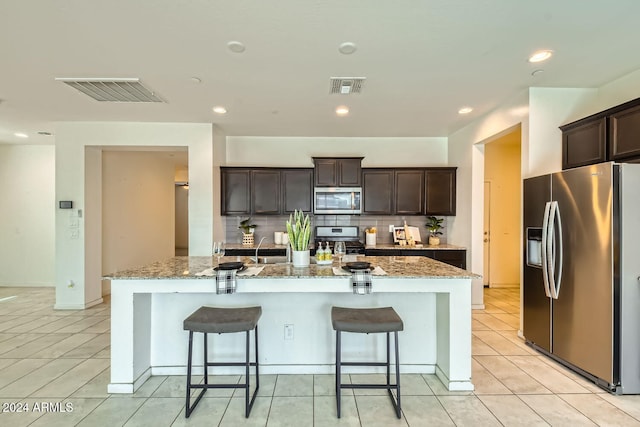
[364,248,466,269]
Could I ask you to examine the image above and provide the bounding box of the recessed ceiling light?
[528,50,553,63]
[213,106,227,114]
[458,107,473,114]
[336,106,349,115]
[14,132,28,138]
[227,41,246,53]
[338,42,357,55]
[531,69,545,76]
[190,77,202,84]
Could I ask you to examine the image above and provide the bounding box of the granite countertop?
[104,255,477,280]
[226,243,292,250]
[364,243,466,250]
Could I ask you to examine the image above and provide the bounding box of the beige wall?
[101,151,175,279]
[226,136,448,166]
[485,133,521,286]
[0,145,55,286]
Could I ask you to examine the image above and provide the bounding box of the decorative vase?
[292,250,310,267]
[428,236,440,246]
[242,233,255,246]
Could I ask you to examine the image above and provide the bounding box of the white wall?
[226,137,448,166]
[448,91,530,308]
[102,151,175,277]
[0,145,55,286]
[55,122,215,309]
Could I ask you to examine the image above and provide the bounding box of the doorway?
[483,129,521,288]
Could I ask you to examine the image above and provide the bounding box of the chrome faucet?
[253,236,266,264]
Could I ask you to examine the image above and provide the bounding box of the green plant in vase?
[239,217,257,246]
[425,216,444,246]
[286,210,311,266]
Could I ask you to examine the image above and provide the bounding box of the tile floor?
[0,286,639,426]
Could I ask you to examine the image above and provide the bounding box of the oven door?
[314,187,362,214]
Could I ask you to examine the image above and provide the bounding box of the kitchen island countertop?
[104,255,475,280]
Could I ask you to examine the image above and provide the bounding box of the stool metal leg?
[394,331,401,418]
[386,332,391,388]
[185,331,207,418]
[336,330,342,418]
[244,325,260,418]
[203,333,208,386]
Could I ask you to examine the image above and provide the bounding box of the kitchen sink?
[255,256,317,264]
[256,256,288,264]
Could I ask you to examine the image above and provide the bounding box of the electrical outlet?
[284,324,294,340]
[70,230,79,239]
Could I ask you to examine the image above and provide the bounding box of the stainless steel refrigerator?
[523,162,640,394]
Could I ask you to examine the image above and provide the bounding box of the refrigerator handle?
[547,201,557,299]
[541,202,552,298]
[553,202,563,299]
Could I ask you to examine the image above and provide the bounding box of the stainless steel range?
[314,226,365,254]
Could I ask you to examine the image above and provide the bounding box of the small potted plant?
[239,217,257,246]
[426,216,444,246]
[286,210,311,267]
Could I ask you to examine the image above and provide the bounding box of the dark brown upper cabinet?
[362,169,394,214]
[560,96,640,168]
[221,167,313,216]
[560,116,607,170]
[251,170,281,214]
[609,103,640,161]
[221,168,251,215]
[395,170,424,215]
[425,168,456,215]
[313,157,363,187]
[282,169,313,213]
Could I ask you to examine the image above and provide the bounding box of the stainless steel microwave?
[314,187,362,214]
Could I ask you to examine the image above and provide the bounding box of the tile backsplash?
[224,215,449,245]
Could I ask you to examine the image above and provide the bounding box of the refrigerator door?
[523,175,552,352]
[552,163,614,384]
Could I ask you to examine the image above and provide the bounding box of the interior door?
[483,181,491,286]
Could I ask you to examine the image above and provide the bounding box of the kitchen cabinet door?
[313,157,363,187]
[561,116,606,169]
[282,169,313,213]
[362,169,394,214]
[431,250,466,269]
[221,169,251,215]
[338,158,362,186]
[313,158,338,186]
[252,170,281,214]
[609,104,640,161]
[425,168,456,215]
[395,170,424,215]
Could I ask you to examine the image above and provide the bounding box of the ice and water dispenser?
[526,228,542,268]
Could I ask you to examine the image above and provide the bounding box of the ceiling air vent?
[330,77,366,94]
[55,78,164,102]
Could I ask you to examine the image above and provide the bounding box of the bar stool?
[183,306,261,418]
[331,306,403,419]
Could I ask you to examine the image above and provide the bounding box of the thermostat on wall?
[59,201,73,209]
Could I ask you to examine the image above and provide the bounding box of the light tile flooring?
[0,287,639,426]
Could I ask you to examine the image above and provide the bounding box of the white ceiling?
[2,0,640,145]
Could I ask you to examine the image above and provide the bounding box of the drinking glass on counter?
[334,241,346,266]
[212,242,225,265]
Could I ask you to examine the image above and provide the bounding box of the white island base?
[107,258,474,394]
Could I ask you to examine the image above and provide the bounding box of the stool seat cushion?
[331,306,403,333]
[184,306,262,334]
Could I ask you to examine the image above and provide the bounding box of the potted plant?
[286,210,311,267]
[239,217,257,246]
[426,216,444,246]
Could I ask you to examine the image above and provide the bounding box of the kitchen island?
[104,256,475,394]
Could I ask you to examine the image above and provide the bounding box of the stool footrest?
[340,361,389,367]
[205,362,258,367]
[190,383,250,390]
[341,383,398,389]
